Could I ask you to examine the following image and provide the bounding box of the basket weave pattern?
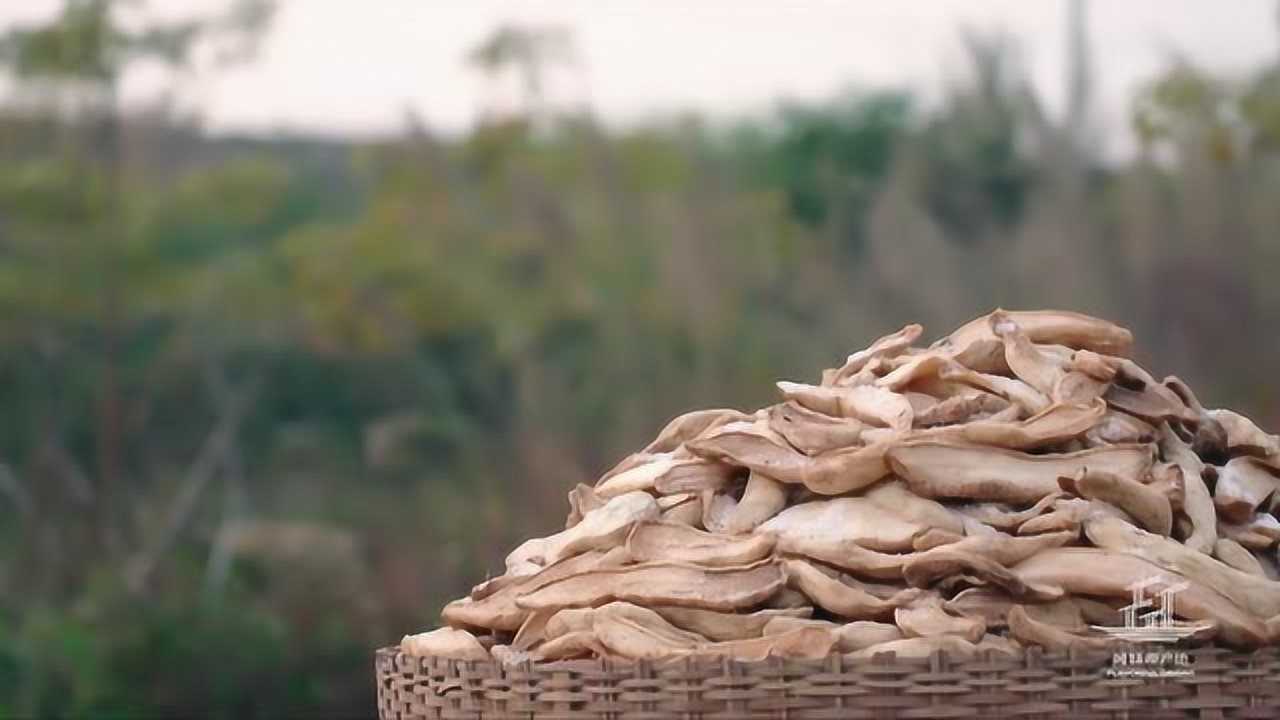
[376,645,1280,719]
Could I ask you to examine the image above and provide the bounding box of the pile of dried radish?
[402,309,1280,664]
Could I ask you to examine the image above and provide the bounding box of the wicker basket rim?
[376,642,1276,672]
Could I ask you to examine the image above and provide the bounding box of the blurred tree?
[729,91,910,256]
[915,30,1036,241]
[0,0,276,588]
[468,23,578,124]
[1123,29,1280,408]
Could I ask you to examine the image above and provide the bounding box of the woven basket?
[375,644,1280,719]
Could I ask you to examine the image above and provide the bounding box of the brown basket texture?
[376,645,1280,719]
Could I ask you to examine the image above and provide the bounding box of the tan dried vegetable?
[1082,515,1280,618]
[1210,409,1280,458]
[770,535,913,579]
[762,617,903,652]
[1074,597,1125,627]
[1220,514,1280,549]
[513,609,555,650]
[952,493,1063,532]
[1086,410,1157,446]
[758,615,832,634]
[1164,377,1230,461]
[766,401,865,455]
[401,627,491,661]
[911,530,1077,571]
[783,559,921,619]
[943,588,1014,628]
[875,352,950,391]
[895,597,985,642]
[1006,605,1112,651]
[1254,549,1280,581]
[684,423,811,484]
[531,631,606,661]
[591,602,707,658]
[888,442,1152,505]
[651,459,737,495]
[912,528,963,551]
[1066,468,1172,536]
[847,635,981,661]
[1069,350,1117,382]
[626,522,775,566]
[1148,462,1186,512]
[1017,498,1091,535]
[594,452,656,487]
[505,491,658,570]
[545,606,597,641]
[906,372,1005,402]
[1160,423,1218,554]
[903,547,1061,600]
[445,547,630,631]
[989,311,1075,399]
[418,309,1280,660]
[863,481,965,536]
[938,364,1051,416]
[686,434,896,496]
[1214,538,1267,577]
[655,492,693,511]
[1021,598,1088,631]
[642,408,754,454]
[719,471,788,533]
[565,483,605,528]
[975,634,1024,656]
[767,590,818,609]
[827,323,923,386]
[980,309,1134,356]
[796,442,896,495]
[1103,360,1199,425]
[659,493,702,526]
[1013,548,1269,646]
[516,560,785,612]
[700,489,738,535]
[545,490,657,561]
[760,498,925,554]
[593,454,682,497]
[1214,457,1280,522]
[836,623,908,651]
[489,645,531,666]
[913,393,1010,427]
[944,399,1107,450]
[694,627,837,661]
[776,382,913,431]
[654,606,811,642]
[936,309,1133,375]
[468,572,519,603]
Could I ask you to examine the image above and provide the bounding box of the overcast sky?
[2,1,1277,153]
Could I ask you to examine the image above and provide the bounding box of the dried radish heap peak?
[402,309,1280,663]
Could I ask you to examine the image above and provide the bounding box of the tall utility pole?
[1062,0,1093,188]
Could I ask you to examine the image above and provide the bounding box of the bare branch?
[0,462,33,518]
[125,373,262,593]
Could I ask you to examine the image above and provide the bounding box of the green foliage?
[0,0,121,81]
[731,91,910,251]
[0,0,274,83]
[917,32,1036,238]
[2,592,369,719]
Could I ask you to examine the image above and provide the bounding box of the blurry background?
[0,0,1278,717]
